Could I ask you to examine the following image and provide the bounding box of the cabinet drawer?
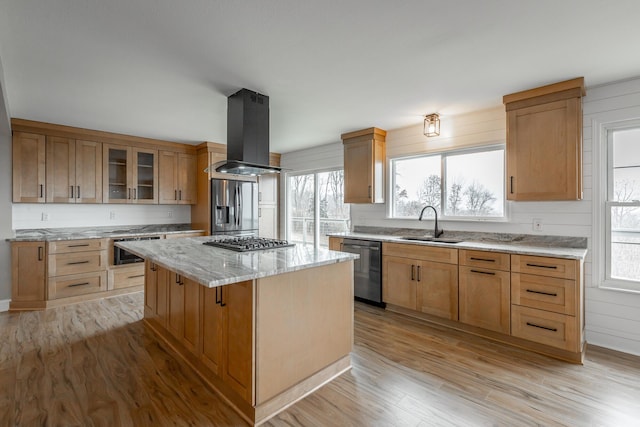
[110,264,146,289]
[48,271,106,300]
[48,251,107,276]
[511,273,576,315]
[459,250,510,271]
[48,238,107,254]
[383,242,457,264]
[511,255,576,279]
[511,305,579,352]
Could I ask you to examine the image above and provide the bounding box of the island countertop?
[115,236,359,288]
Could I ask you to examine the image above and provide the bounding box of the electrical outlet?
[533,218,543,231]
[167,210,173,218]
[109,211,116,220]
[41,212,49,221]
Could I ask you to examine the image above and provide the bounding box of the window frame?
[285,167,350,249]
[387,143,507,221]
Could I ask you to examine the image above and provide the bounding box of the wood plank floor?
[2,293,640,426]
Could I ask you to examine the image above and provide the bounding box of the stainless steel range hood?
[208,89,281,176]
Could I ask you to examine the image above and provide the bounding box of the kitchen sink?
[400,236,463,244]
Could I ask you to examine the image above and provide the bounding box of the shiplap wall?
[280,80,640,356]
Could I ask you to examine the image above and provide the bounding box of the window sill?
[599,280,640,295]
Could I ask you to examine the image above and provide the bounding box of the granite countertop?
[115,236,359,288]
[328,231,588,260]
[7,224,206,242]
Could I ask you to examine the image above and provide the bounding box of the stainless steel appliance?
[211,178,259,236]
[113,236,161,265]
[340,238,384,306]
[203,236,293,252]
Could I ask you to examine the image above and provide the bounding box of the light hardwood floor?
[2,293,640,426]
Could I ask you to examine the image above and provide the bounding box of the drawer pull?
[417,265,421,282]
[68,244,90,248]
[150,263,157,272]
[526,322,558,332]
[526,263,558,270]
[69,282,90,287]
[67,260,90,265]
[470,269,496,276]
[526,289,558,297]
[470,257,495,263]
[128,274,145,279]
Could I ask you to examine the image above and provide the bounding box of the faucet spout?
[418,205,444,238]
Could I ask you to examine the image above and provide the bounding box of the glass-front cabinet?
[103,144,158,204]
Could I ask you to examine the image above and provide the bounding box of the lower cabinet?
[167,271,200,353]
[10,242,46,308]
[201,281,254,403]
[382,256,417,310]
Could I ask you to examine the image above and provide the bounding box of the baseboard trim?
[0,299,10,312]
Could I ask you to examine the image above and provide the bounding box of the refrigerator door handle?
[237,185,242,228]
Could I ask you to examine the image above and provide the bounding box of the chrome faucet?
[418,205,443,238]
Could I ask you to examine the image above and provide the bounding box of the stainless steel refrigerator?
[211,178,259,236]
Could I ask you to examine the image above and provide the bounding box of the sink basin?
[400,236,463,244]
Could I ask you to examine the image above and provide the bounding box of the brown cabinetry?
[47,239,108,300]
[341,127,386,203]
[103,144,158,204]
[159,150,197,204]
[10,241,46,309]
[382,242,458,319]
[328,236,343,251]
[503,77,585,201]
[167,271,200,353]
[12,132,46,203]
[46,137,102,203]
[459,250,510,334]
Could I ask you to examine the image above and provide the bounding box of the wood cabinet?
[47,239,108,300]
[258,174,279,238]
[503,77,585,201]
[458,250,510,334]
[10,242,46,309]
[46,137,102,203]
[158,150,197,204]
[510,254,582,353]
[167,271,200,353]
[328,236,343,251]
[12,132,46,203]
[382,242,458,319]
[201,281,254,403]
[341,127,386,204]
[103,144,158,204]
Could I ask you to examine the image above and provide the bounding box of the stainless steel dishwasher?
[341,238,384,307]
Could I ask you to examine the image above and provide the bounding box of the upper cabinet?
[12,132,46,203]
[158,150,197,205]
[103,144,158,204]
[341,127,386,204]
[503,77,585,201]
[46,137,102,203]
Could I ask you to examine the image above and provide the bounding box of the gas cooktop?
[203,237,295,252]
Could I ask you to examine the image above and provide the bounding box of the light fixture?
[423,113,440,137]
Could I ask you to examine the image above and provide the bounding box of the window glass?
[393,155,441,217]
[288,173,315,246]
[318,170,350,247]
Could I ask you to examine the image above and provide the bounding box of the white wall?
[281,82,640,357]
[0,55,13,303]
[12,203,191,230]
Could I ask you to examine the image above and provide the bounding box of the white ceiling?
[1,0,640,153]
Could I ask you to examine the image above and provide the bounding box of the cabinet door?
[459,266,510,334]
[382,256,416,310]
[144,261,158,318]
[104,144,131,203]
[158,150,178,204]
[167,272,185,339]
[416,261,459,320]
[46,136,75,203]
[258,205,278,239]
[11,242,46,302]
[223,281,254,403]
[75,140,103,203]
[258,174,278,204]
[155,267,169,328]
[13,132,46,203]
[507,98,581,200]
[177,153,197,204]
[344,139,373,203]
[183,277,200,353]
[201,286,223,375]
[133,148,158,204]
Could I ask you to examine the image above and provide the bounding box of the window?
[287,169,350,247]
[391,145,505,220]
[605,127,640,289]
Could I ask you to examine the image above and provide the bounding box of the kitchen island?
[115,236,357,426]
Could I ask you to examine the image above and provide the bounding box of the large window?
[287,169,350,247]
[391,145,505,219]
[606,127,640,289]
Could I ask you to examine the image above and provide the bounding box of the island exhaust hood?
[208,88,281,176]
